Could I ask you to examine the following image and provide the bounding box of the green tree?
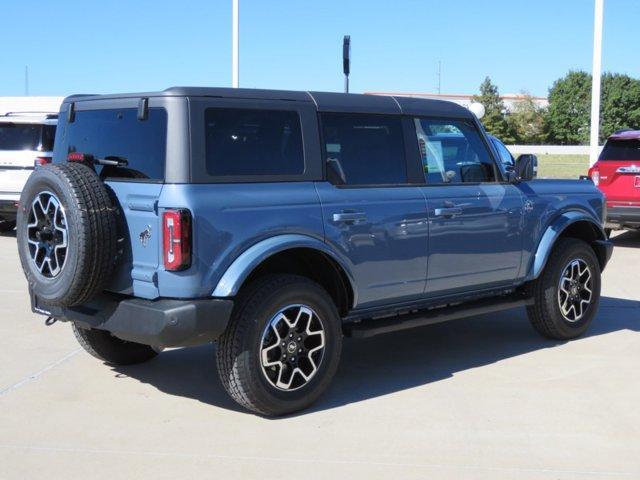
[508,92,546,144]
[600,73,640,141]
[545,70,591,145]
[472,77,515,143]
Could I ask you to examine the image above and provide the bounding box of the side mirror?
[515,154,538,181]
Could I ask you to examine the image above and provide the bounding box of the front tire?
[72,323,158,366]
[216,274,342,416]
[526,238,601,340]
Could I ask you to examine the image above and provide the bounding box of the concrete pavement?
[1,230,639,479]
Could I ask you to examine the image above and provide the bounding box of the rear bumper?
[32,293,234,348]
[606,206,640,229]
[0,199,18,221]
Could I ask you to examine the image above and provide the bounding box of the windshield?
[0,123,42,151]
[599,139,640,161]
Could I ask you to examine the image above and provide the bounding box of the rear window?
[0,123,43,151]
[204,108,304,177]
[599,139,640,161]
[53,108,166,181]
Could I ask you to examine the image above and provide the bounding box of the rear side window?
[41,125,56,152]
[321,113,406,185]
[599,139,640,161]
[204,108,304,176]
[0,123,42,151]
[54,108,167,181]
[414,118,496,184]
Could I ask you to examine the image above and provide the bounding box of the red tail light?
[34,156,52,167]
[163,209,192,271]
[588,164,600,186]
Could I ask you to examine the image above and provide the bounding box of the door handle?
[434,207,463,218]
[332,211,367,224]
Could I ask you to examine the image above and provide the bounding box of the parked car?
[588,129,640,236]
[488,134,538,179]
[0,112,57,232]
[18,88,612,416]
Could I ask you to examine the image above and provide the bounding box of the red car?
[589,130,640,236]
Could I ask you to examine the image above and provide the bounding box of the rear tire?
[72,323,158,366]
[216,274,342,416]
[526,238,601,340]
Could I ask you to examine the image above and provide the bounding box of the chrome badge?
[139,225,152,247]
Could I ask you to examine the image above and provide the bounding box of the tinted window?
[205,108,304,176]
[599,139,640,161]
[321,113,406,185]
[41,125,56,151]
[414,118,496,183]
[54,108,166,180]
[491,137,514,167]
[0,123,42,151]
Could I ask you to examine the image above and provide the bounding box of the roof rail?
[2,111,59,118]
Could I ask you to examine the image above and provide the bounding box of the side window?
[321,113,406,185]
[204,108,304,176]
[414,118,496,184]
[492,137,514,167]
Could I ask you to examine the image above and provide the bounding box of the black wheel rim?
[26,191,68,278]
[259,304,326,391]
[557,258,593,322]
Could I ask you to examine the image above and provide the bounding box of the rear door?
[413,117,524,296]
[596,138,640,204]
[316,113,429,307]
[54,103,168,299]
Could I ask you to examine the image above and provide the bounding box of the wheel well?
[242,248,354,316]
[558,220,607,269]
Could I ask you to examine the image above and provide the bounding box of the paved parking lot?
[1,231,639,479]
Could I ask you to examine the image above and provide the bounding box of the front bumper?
[32,292,234,348]
[0,199,18,221]
[606,206,640,229]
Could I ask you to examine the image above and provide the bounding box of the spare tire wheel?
[17,163,118,307]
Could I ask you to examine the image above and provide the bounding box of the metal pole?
[232,0,239,88]
[24,66,29,96]
[344,76,349,94]
[589,0,604,166]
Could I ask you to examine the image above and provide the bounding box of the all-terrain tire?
[17,163,118,307]
[526,238,601,340]
[216,274,342,416]
[72,323,158,366]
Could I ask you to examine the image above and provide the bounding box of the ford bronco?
[17,87,613,416]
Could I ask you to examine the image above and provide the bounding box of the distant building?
[365,92,548,113]
[0,97,64,115]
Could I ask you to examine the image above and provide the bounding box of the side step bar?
[343,296,533,339]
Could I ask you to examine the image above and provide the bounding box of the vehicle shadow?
[0,230,16,238]
[111,296,640,416]
[611,229,640,248]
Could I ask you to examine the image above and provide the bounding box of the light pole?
[343,35,350,93]
[589,0,604,166]
[232,0,239,88]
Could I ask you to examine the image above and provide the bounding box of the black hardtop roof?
[63,87,473,118]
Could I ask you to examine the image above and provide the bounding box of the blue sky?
[2,0,639,98]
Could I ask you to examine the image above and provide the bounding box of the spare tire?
[17,163,118,307]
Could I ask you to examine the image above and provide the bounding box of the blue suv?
[17,88,613,415]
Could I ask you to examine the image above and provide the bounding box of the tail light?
[589,166,600,186]
[163,209,192,271]
[34,156,52,167]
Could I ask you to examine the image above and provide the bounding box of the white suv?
[0,112,57,232]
